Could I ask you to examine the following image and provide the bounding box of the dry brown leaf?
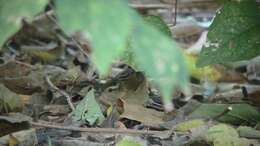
[98,70,164,126]
[0,61,44,95]
[119,80,164,126]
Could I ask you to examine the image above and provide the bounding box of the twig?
[130,1,217,9]
[211,106,232,121]
[44,75,75,111]
[174,0,178,26]
[13,60,36,69]
[31,121,170,135]
[20,42,58,51]
[130,4,171,9]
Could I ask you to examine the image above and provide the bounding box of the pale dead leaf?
[120,80,164,125]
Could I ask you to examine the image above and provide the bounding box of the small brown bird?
[98,63,146,106]
[108,62,145,92]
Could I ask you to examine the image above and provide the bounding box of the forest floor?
[1,0,260,146]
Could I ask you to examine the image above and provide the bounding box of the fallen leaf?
[98,69,164,125]
[0,84,23,113]
[239,138,260,146]
[0,113,31,136]
[119,79,164,125]
[175,119,205,132]
[0,61,44,95]
[237,126,260,139]
[116,136,145,146]
[72,90,105,125]
[206,124,242,146]
[0,129,37,146]
[9,134,19,146]
[188,103,260,125]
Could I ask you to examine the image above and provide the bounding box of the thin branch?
[13,60,36,69]
[130,4,171,9]
[130,1,217,9]
[211,106,232,121]
[174,0,178,26]
[44,75,75,111]
[31,121,170,135]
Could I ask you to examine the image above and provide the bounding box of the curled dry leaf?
[0,84,23,113]
[0,129,37,146]
[0,61,44,95]
[0,113,31,136]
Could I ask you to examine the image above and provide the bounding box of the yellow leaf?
[9,134,19,146]
[175,119,205,132]
[184,53,222,81]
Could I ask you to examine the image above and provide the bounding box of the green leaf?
[120,47,138,69]
[0,84,23,112]
[47,136,53,146]
[144,15,172,37]
[137,15,188,107]
[56,0,135,73]
[56,0,188,110]
[0,0,48,47]
[188,104,260,125]
[121,15,172,70]
[197,1,260,67]
[130,22,188,108]
[72,90,105,125]
[116,137,142,146]
[175,119,205,132]
[206,124,242,146]
[237,126,260,139]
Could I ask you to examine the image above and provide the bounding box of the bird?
[97,63,146,107]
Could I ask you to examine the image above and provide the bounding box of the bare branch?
[45,75,75,111]
[31,121,170,135]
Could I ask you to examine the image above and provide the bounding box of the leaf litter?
[1,0,260,146]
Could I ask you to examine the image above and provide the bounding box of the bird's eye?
[118,63,126,69]
[108,88,113,92]
[106,83,120,92]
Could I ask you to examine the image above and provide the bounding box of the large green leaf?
[197,1,260,67]
[56,0,188,110]
[0,0,48,47]
[121,15,173,69]
[130,22,188,108]
[144,15,172,37]
[130,16,188,109]
[56,0,135,73]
